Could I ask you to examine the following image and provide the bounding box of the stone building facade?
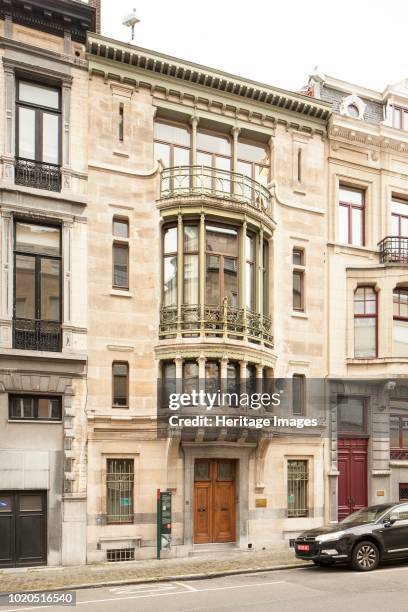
[0,0,93,566]
[308,72,408,521]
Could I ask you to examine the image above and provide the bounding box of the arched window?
[393,288,408,357]
[354,287,377,358]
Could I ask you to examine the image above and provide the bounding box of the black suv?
[295,503,408,571]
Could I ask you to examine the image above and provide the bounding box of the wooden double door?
[194,459,236,544]
[338,438,368,521]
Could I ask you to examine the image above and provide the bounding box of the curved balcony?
[378,236,408,264]
[159,301,273,347]
[159,165,273,219]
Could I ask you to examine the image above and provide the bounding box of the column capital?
[231,126,241,137]
[189,115,200,128]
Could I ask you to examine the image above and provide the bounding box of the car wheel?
[351,541,379,572]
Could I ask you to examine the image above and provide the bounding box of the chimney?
[89,0,101,34]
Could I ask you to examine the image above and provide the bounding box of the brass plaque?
[255,498,267,508]
[376,490,385,497]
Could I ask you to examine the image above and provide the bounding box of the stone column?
[231,126,240,173]
[257,227,264,317]
[240,220,247,339]
[175,355,183,397]
[199,213,205,337]
[61,80,72,194]
[177,214,183,338]
[3,66,15,186]
[0,211,13,348]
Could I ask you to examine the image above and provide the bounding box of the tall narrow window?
[292,248,304,311]
[263,239,269,315]
[354,287,377,358]
[106,459,134,523]
[297,148,302,183]
[246,233,255,311]
[205,361,220,397]
[112,362,129,408]
[339,185,365,246]
[112,217,129,290]
[292,374,305,416]
[393,288,408,357]
[163,226,177,307]
[197,131,232,192]
[227,361,239,397]
[237,139,270,200]
[205,225,238,308]
[391,197,408,236]
[392,105,408,130]
[184,225,199,305]
[118,103,124,142]
[14,221,61,352]
[287,460,308,517]
[183,360,199,396]
[16,81,61,191]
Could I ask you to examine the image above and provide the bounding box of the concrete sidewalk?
[0,549,310,593]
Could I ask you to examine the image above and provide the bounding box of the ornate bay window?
[160,216,272,346]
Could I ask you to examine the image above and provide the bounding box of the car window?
[341,506,391,524]
[387,504,408,521]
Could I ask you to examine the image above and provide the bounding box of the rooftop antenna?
[122,8,140,41]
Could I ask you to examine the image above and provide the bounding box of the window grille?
[288,460,308,517]
[106,548,135,562]
[106,459,134,523]
[400,484,408,501]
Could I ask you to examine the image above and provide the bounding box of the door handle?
[198,507,207,512]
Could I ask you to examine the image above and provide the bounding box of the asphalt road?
[2,560,408,612]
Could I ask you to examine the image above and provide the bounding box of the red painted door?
[338,438,368,521]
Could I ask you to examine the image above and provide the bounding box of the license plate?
[297,544,310,552]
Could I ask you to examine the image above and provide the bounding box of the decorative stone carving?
[339,94,366,120]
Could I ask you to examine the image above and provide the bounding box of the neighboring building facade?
[307,73,408,521]
[0,0,93,566]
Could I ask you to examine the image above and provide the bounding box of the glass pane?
[237,141,269,163]
[174,146,190,166]
[18,107,35,159]
[16,223,60,256]
[194,461,210,481]
[292,249,303,265]
[41,258,60,321]
[37,398,58,419]
[197,151,212,167]
[197,131,231,156]
[19,495,42,512]
[338,397,365,432]
[206,255,219,304]
[256,164,269,186]
[42,113,59,164]
[184,254,198,305]
[339,205,349,243]
[215,156,231,171]
[164,227,177,254]
[351,208,363,246]
[227,363,239,395]
[19,82,59,109]
[402,217,408,237]
[394,108,402,129]
[293,271,303,310]
[246,234,254,262]
[113,245,129,288]
[113,219,129,238]
[403,418,408,447]
[184,225,198,252]
[393,319,408,357]
[390,416,400,447]
[113,364,128,406]
[163,256,177,306]
[15,255,35,319]
[113,363,128,376]
[339,186,363,206]
[163,362,176,378]
[0,495,12,513]
[154,142,170,167]
[224,257,238,307]
[391,198,408,216]
[206,225,237,256]
[154,122,190,146]
[217,461,233,480]
[183,361,198,395]
[391,215,400,236]
[246,261,254,311]
[404,112,408,131]
[205,361,220,395]
[354,317,376,357]
[293,376,305,416]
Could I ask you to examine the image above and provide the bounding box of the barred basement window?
[287,460,308,518]
[107,548,135,562]
[106,459,134,524]
[400,484,408,501]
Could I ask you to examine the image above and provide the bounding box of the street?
[2,561,408,612]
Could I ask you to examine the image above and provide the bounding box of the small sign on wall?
[376,490,385,497]
[255,498,267,508]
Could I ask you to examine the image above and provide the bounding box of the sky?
[100,0,407,95]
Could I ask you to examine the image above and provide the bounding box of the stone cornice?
[329,116,408,154]
[0,36,87,71]
[87,34,331,127]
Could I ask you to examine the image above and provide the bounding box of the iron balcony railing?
[160,165,272,218]
[15,158,61,192]
[378,236,408,264]
[13,318,61,352]
[390,449,408,460]
[159,302,273,347]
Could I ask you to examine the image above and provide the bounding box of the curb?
[0,561,312,594]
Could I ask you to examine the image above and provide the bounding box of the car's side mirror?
[384,513,398,526]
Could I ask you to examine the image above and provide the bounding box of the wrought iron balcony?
[160,165,272,218]
[15,158,61,192]
[13,318,61,352]
[159,302,273,347]
[378,236,408,264]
